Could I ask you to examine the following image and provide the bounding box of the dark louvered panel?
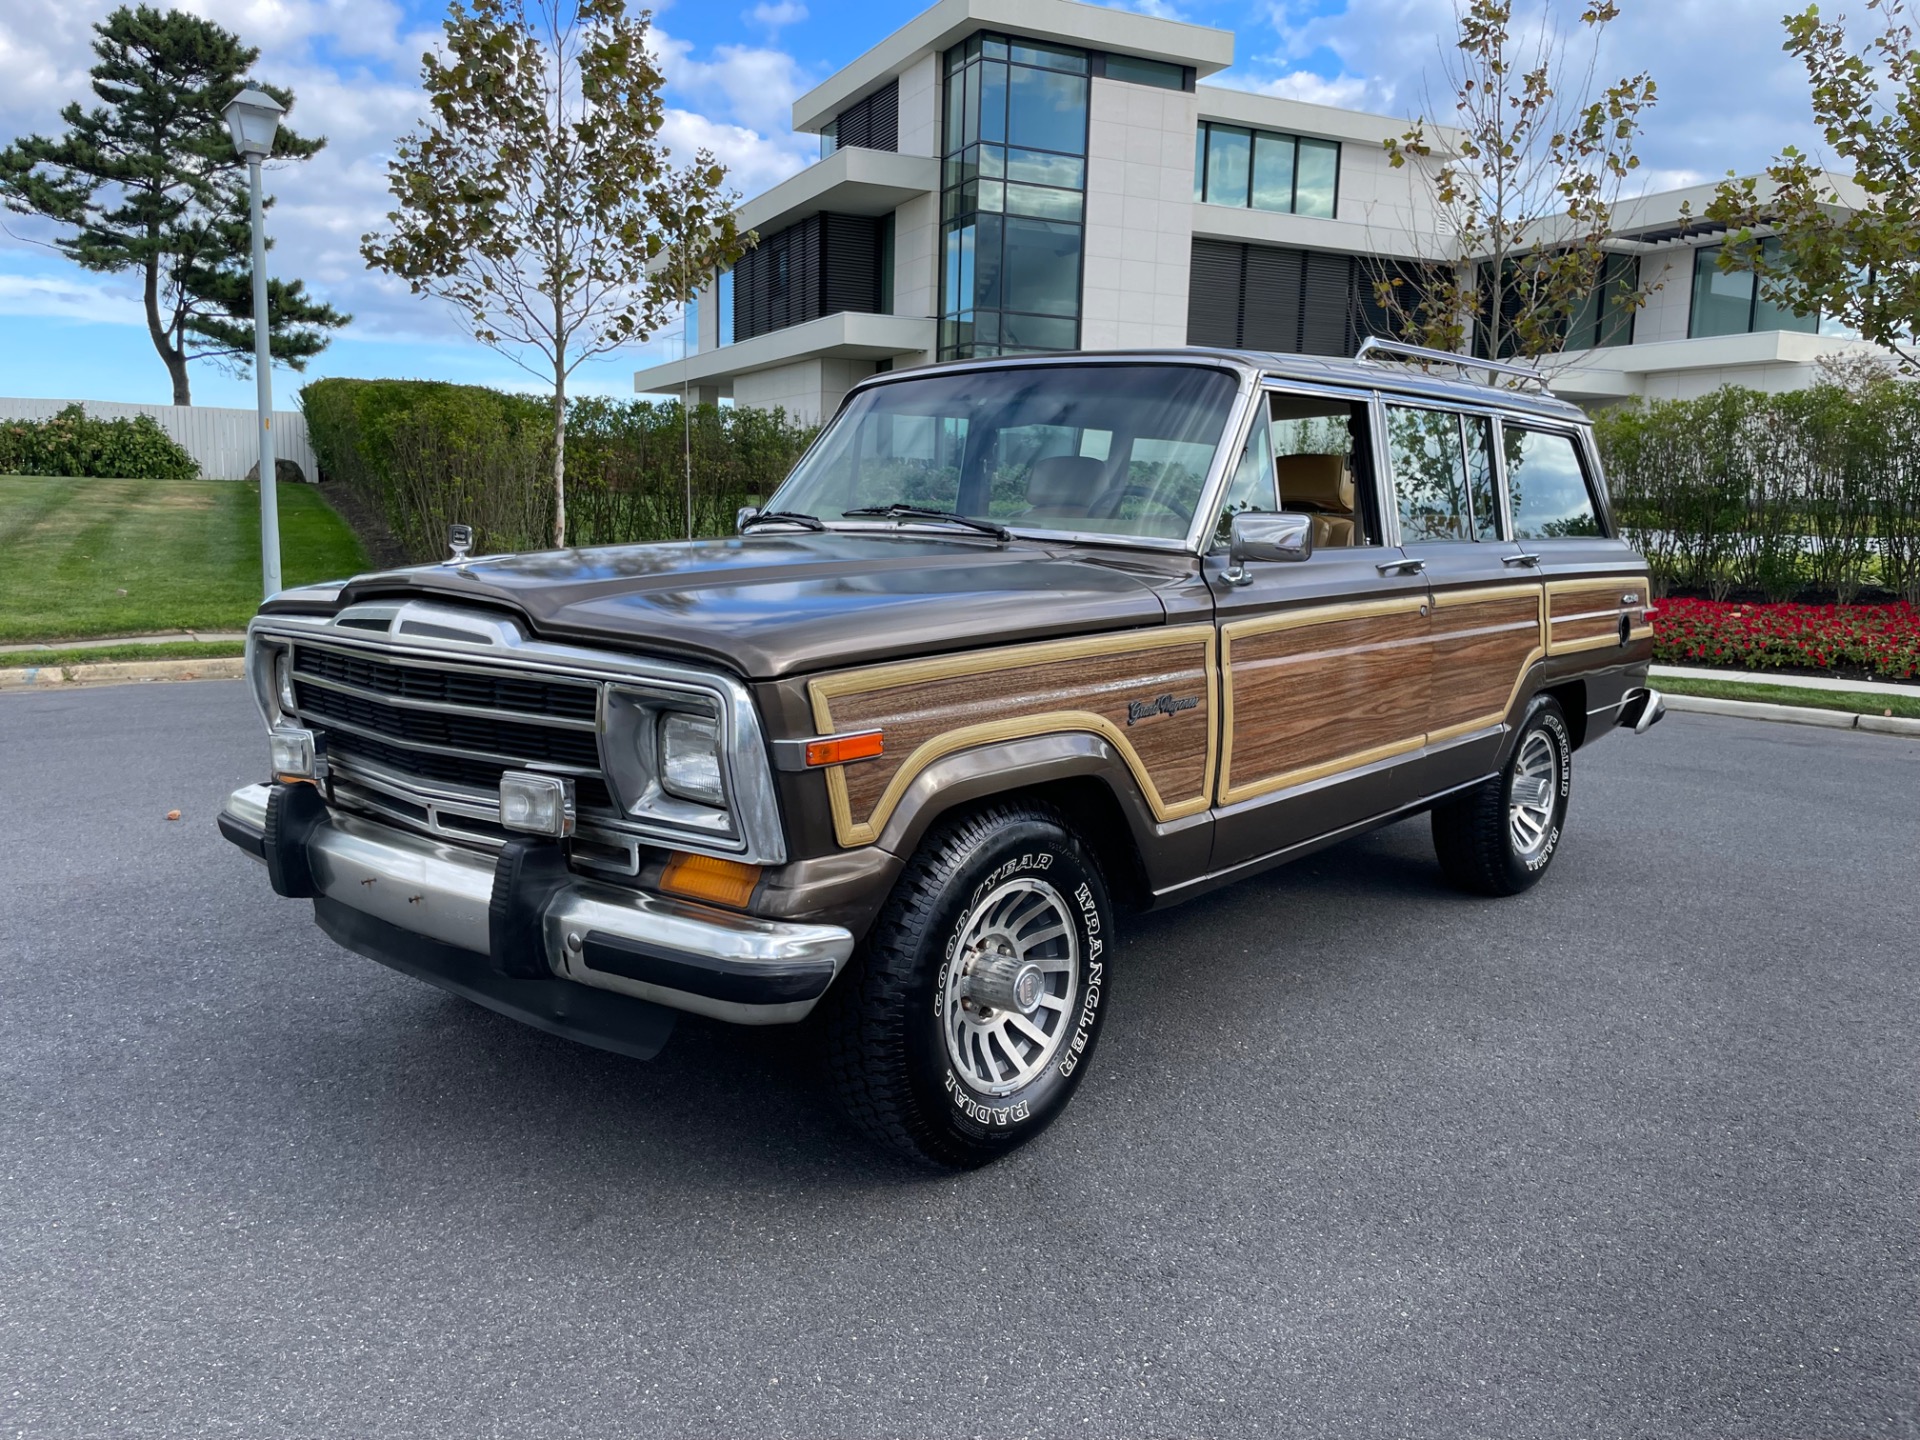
[823,214,883,314]
[1299,250,1355,355]
[291,646,597,722]
[1242,244,1305,352]
[833,81,898,152]
[293,682,600,769]
[1186,239,1244,346]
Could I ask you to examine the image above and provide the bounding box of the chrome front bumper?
[220,783,854,1038]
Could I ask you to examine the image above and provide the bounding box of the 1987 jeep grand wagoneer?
[220,343,1664,1168]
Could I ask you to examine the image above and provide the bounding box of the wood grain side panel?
[1429,587,1545,739]
[808,627,1216,848]
[1221,599,1429,804]
[1546,577,1650,656]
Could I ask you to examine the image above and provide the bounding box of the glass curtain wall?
[940,33,1090,360]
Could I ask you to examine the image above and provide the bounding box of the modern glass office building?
[634,0,1883,422]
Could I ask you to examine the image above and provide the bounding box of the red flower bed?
[1652,599,1920,681]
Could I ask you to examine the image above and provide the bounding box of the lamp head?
[223,86,286,161]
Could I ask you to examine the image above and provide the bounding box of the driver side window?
[1214,389,1378,548]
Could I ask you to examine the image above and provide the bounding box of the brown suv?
[219,343,1663,1168]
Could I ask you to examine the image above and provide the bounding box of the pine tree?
[0,5,349,404]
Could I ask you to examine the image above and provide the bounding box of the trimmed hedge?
[0,404,199,480]
[1594,383,1920,604]
[301,378,817,563]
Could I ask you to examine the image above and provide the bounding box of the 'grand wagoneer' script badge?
[1127,693,1200,725]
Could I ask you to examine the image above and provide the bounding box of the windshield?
[765,363,1241,541]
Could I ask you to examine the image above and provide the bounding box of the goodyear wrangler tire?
[1431,694,1574,897]
[825,801,1114,1169]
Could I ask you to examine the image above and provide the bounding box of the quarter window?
[1504,428,1603,539]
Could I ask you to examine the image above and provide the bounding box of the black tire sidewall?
[1504,700,1573,886]
[903,817,1112,1156]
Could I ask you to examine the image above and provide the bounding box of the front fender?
[870,730,1209,898]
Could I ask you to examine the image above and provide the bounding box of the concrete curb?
[1664,693,1920,737]
[0,657,246,691]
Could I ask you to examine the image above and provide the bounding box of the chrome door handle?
[1502,552,1542,568]
[1375,557,1426,575]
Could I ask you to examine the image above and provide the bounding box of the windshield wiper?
[740,509,825,531]
[842,504,1012,541]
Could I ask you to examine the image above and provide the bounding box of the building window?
[1689,239,1818,338]
[940,32,1090,360]
[1101,54,1187,90]
[1561,253,1638,351]
[717,268,734,347]
[1187,237,1432,356]
[1194,121,1339,219]
[683,293,699,356]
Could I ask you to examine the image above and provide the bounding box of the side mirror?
[1223,511,1312,584]
[735,505,760,534]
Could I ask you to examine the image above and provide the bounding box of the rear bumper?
[220,783,855,1049]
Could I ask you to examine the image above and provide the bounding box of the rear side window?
[1505,428,1603,539]
[1385,405,1503,542]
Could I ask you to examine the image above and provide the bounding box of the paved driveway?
[2,681,1915,1438]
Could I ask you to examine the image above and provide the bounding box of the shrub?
[1594,381,1920,604]
[302,379,817,563]
[0,404,199,480]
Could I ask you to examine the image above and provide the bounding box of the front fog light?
[499,772,576,838]
[270,726,324,783]
[659,712,724,806]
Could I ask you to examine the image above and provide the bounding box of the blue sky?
[0,0,1826,411]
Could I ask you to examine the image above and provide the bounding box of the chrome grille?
[285,640,618,820]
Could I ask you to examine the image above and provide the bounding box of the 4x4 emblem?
[1127,693,1200,725]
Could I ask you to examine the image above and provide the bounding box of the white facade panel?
[1081,77,1194,351]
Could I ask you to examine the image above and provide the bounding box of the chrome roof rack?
[1353,336,1552,393]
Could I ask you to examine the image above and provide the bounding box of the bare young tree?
[1376,0,1659,369]
[363,0,749,547]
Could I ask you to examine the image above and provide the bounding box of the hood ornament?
[445,523,473,565]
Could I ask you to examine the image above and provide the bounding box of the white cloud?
[1248,0,1827,182]
[0,268,144,326]
[744,1,807,36]
[1243,69,1384,112]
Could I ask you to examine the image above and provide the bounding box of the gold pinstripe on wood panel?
[1545,576,1651,655]
[1218,595,1431,805]
[1427,584,1547,744]
[807,626,1218,849]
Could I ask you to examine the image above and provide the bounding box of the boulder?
[245,457,308,485]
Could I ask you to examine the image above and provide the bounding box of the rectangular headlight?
[499,772,576,838]
[659,712,725,807]
[269,726,324,783]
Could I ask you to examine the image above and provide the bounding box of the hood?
[311,531,1181,678]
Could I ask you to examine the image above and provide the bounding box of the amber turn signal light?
[804,730,884,767]
[660,851,762,909]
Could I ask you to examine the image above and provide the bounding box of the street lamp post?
[223,86,287,600]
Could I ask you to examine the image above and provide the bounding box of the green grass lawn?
[1658,673,1920,720]
[0,475,368,644]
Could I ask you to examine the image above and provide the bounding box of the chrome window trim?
[248,602,787,866]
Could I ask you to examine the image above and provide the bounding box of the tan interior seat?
[1023,454,1104,519]
[1275,453,1357,548]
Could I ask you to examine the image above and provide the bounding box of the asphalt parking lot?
[2,679,1916,1438]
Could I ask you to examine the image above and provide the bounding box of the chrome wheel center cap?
[962,947,1047,1015]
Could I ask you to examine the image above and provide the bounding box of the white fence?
[0,396,317,482]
